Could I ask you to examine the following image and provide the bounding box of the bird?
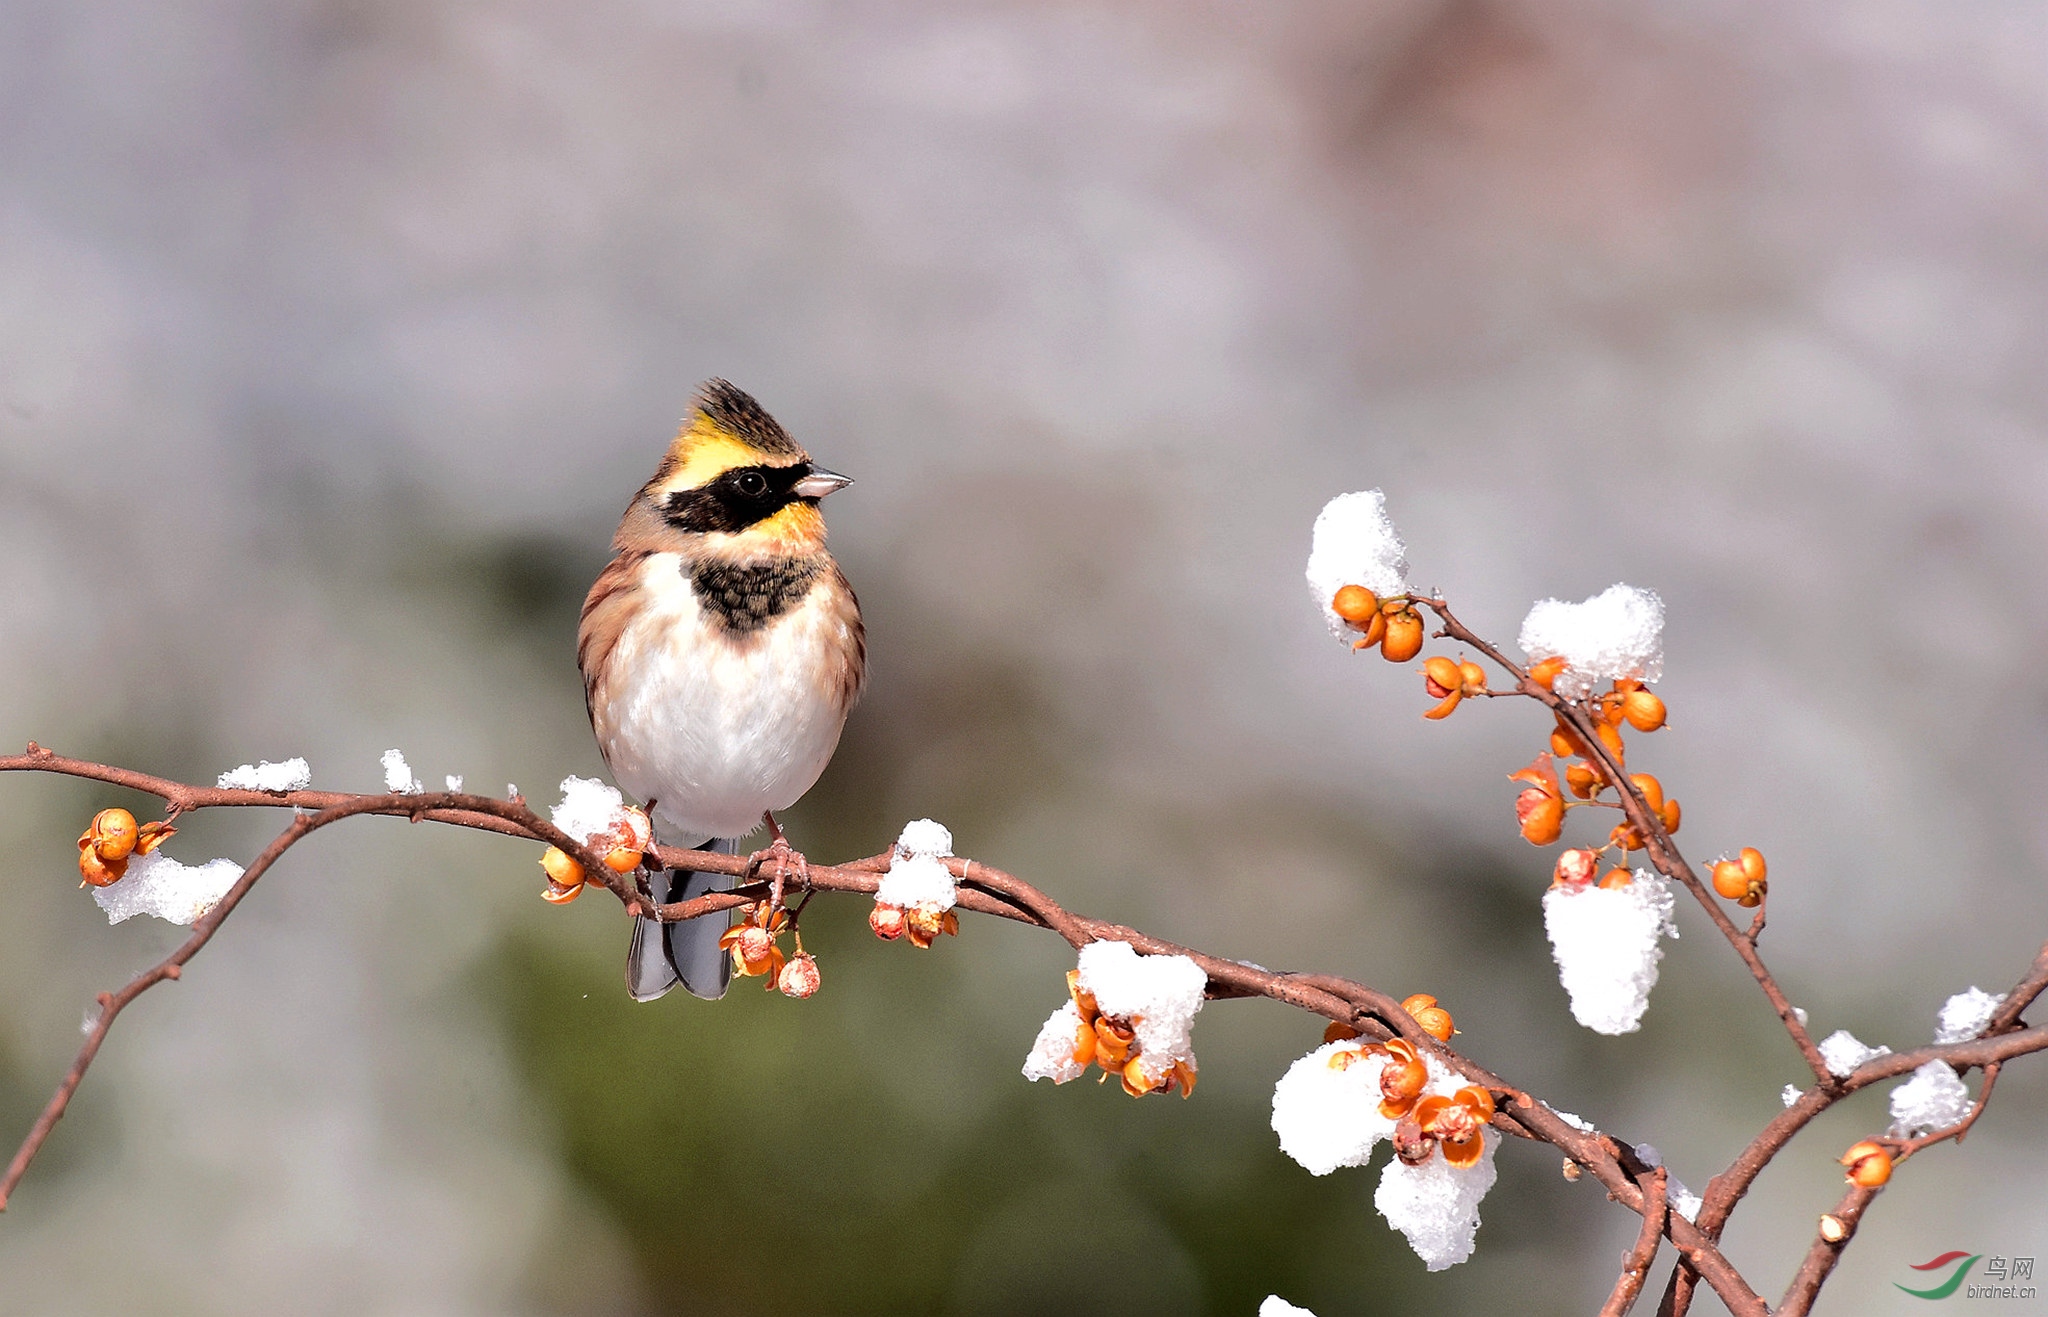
[577,380,865,1001]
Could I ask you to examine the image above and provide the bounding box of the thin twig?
[1602,1168,1668,1317]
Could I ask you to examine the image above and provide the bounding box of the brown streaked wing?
[577,550,650,738]
[823,558,867,716]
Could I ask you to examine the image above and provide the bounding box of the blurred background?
[2,1,2044,1312]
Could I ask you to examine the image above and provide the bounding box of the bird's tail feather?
[625,838,737,1002]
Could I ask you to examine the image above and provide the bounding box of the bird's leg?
[744,810,810,910]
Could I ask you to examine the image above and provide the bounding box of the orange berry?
[1423,656,1463,696]
[1528,656,1569,690]
[776,952,822,999]
[1712,856,1767,906]
[1121,1056,1165,1098]
[1551,718,1594,760]
[78,846,127,888]
[1595,720,1626,762]
[1351,609,1388,651]
[603,845,642,873]
[1516,789,1564,845]
[1323,1020,1362,1044]
[869,903,906,940]
[1400,993,1438,1015]
[1412,1006,1455,1040]
[1332,585,1379,625]
[1457,660,1487,691]
[904,904,946,948]
[84,808,140,863]
[1454,1084,1496,1122]
[1840,1140,1892,1187]
[1738,847,1767,883]
[1598,868,1633,889]
[1628,773,1665,813]
[1554,848,1597,888]
[1564,763,1600,799]
[540,846,585,889]
[540,879,582,904]
[1622,689,1667,732]
[1381,608,1426,663]
[1379,1057,1427,1105]
[1661,798,1682,833]
[1071,1018,1097,1065]
[1609,822,1645,851]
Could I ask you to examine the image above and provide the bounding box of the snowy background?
[2,1,2044,1313]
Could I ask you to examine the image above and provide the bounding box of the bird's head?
[621,380,851,556]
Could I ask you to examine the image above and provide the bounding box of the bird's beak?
[793,465,853,499]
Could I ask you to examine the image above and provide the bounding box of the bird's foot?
[745,813,810,910]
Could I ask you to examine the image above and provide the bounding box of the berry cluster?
[76,807,174,888]
[1058,969,1198,1098]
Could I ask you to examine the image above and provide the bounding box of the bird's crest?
[648,380,807,495]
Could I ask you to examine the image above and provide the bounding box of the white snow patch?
[216,758,311,792]
[1548,1107,1595,1132]
[1934,987,2004,1044]
[381,749,424,795]
[1076,940,1207,1080]
[1518,584,1665,698]
[551,776,627,846]
[444,774,464,793]
[1631,1144,1699,1217]
[893,818,953,858]
[1542,872,1677,1034]
[877,818,958,910]
[1022,1002,1090,1084]
[94,850,242,925]
[1782,1085,1803,1107]
[1305,490,1408,636]
[1817,1030,1891,1077]
[1889,1061,1972,1137]
[1260,1299,1317,1317]
[1375,1130,1498,1270]
[1271,1042,1398,1175]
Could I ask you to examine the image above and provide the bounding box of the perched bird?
[578,380,865,1001]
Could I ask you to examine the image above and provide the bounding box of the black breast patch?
[689,557,821,633]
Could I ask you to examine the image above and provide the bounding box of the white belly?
[598,554,851,843]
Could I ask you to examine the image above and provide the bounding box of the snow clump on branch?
[94,850,242,925]
[1022,940,1205,1095]
[1305,490,1408,637]
[551,776,630,845]
[1817,1029,1891,1077]
[871,819,961,947]
[1270,1040,1403,1175]
[1260,1297,1318,1316]
[876,819,958,911]
[1376,1132,1499,1269]
[1542,870,1677,1034]
[1934,987,2004,1043]
[1271,1036,1501,1269]
[216,758,312,792]
[1889,1061,1972,1137]
[381,749,424,795]
[1518,584,1664,699]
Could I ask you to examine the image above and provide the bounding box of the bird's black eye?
[733,470,769,497]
